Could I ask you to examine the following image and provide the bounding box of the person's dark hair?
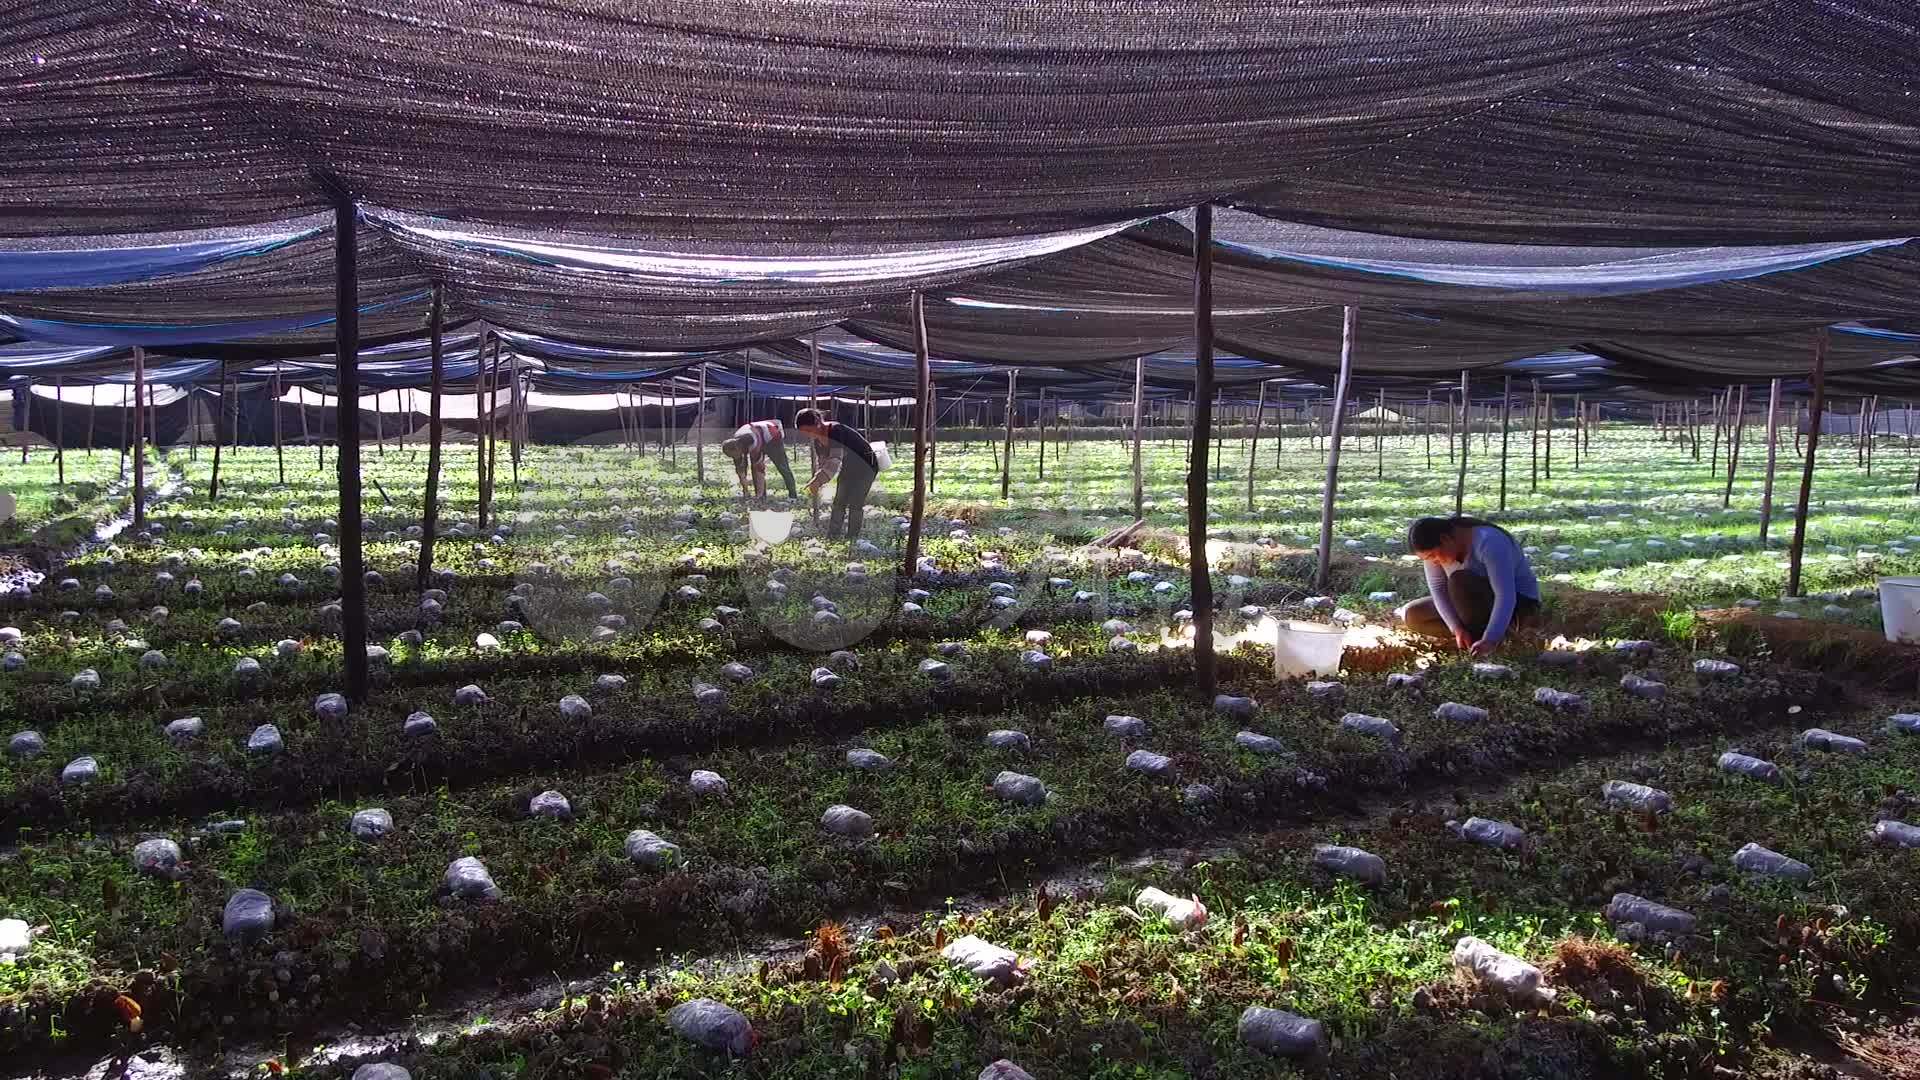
[719,434,751,460]
[794,407,826,430]
[1406,514,1511,554]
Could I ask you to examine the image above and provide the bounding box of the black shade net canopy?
[3,1,1919,401]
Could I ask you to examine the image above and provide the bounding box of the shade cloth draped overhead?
[5,0,1764,241]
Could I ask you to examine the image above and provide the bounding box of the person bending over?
[718,418,797,499]
[1398,515,1540,656]
[794,407,879,541]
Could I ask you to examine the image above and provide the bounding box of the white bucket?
[871,441,894,471]
[748,510,794,546]
[0,492,14,524]
[1274,619,1347,678]
[1879,576,1920,644]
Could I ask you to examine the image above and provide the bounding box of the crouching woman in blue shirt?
[1399,515,1541,656]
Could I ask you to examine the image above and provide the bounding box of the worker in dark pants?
[719,418,797,500]
[795,407,879,541]
[1398,515,1540,655]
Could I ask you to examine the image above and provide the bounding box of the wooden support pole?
[1000,368,1017,499]
[1446,386,1456,462]
[1572,394,1582,469]
[273,366,285,484]
[1188,202,1217,696]
[1424,389,1433,469]
[18,383,30,464]
[1316,307,1357,591]
[808,334,821,476]
[1759,378,1781,542]
[1247,380,1265,512]
[1132,357,1145,519]
[1375,387,1385,479]
[1866,395,1879,474]
[131,349,147,527]
[1499,375,1511,511]
[1724,383,1748,508]
[333,196,370,705]
[1710,390,1723,474]
[418,283,447,592]
[1453,371,1470,513]
[1787,332,1828,597]
[903,292,932,580]
[695,363,707,485]
[86,385,96,457]
[53,378,64,486]
[208,360,227,503]
[1037,387,1048,480]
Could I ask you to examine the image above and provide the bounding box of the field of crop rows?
[1,424,1917,1080]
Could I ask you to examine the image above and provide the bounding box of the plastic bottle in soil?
[1451,936,1552,1002]
[1313,844,1386,885]
[1731,842,1812,881]
[1717,751,1782,783]
[1135,887,1208,930]
[1600,780,1674,814]
[1605,893,1697,936]
[1237,1006,1328,1058]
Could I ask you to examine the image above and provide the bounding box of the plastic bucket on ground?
[871,441,894,470]
[1879,576,1920,644]
[748,510,794,546]
[1274,619,1347,678]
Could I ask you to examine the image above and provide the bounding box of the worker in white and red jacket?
[718,417,797,499]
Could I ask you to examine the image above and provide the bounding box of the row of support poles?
[1314,307,1357,592]
[333,194,371,705]
[1786,330,1829,597]
[901,291,932,580]
[1187,202,1217,697]
[417,282,447,592]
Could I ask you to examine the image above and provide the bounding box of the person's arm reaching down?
[1424,558,1466,639]
[1476,531,1521,649]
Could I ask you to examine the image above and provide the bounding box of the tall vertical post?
[273,366,285,484]
[1000,369,1018,499]
[1787,332,1828,597]
[1446,387,1456,462]
[1866,396,1879,474]
[695,363,707,485]
[1572,394,1582,469]
[1453,372,1471,513]
[1188,202,1217,696]
[1499,375,1512,512]
[1857,397,1870,467]
[902,292,932,580]
[1424,389,1433,469]
[1710,390,1723,473]
[18,384,30,464]
[131,349,147,527]
[808,334,821,476]
[509,353,524,485]
[1723,383,1748,508]
[417,284,446,591]
[1316,307,1358,591]
[1247,380,1265,512]
[1759,378,1781,542]
[1375,388,1385,479]
[85,386,96,457]
[1036,388,1047,480]
[1132,357,1145,519]
[1543,391,1555,481]
[209,360,227,503]
[53,377,64,487]
[333,196,370,705]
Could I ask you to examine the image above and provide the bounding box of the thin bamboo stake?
[418,282,447,591]
[1452,371,1469,513]
[209,360,227,504]
[902,292,932,579]
[1787,331,1827,597]
[1499,376,1511,511]
[1759,378,1781,542]
[1000,369,1017,499]
[1132,357,1145,519]
[1247,380,1265,512]
[53,378,64,486]
[1316,308,1357,591]
[1724,383,1747,508]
